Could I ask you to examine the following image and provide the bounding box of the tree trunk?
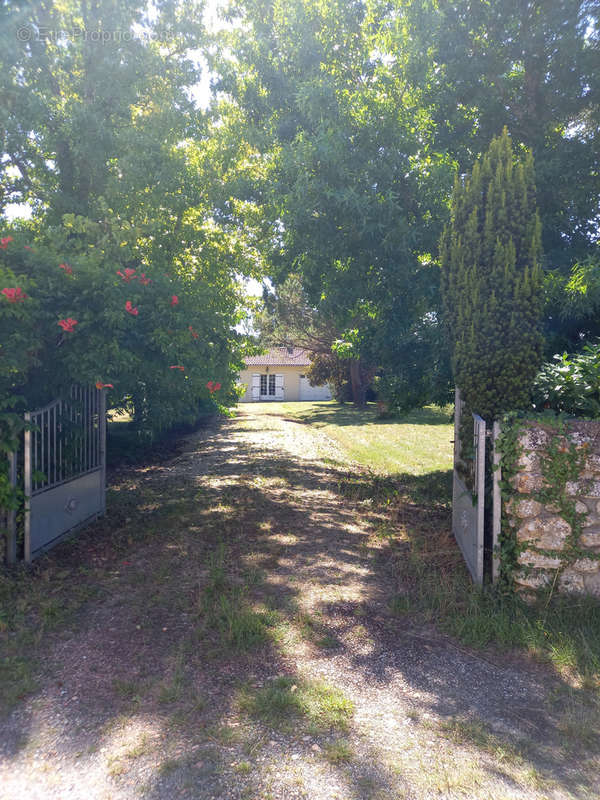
[350,359,366,407]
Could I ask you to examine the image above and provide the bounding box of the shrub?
[306,352,352,402]
[533,342,600,417]
[0,221,241,445]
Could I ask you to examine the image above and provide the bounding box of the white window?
[260,374,276,395]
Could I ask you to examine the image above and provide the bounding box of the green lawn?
[276,401,454,476]
[267,401,600,682]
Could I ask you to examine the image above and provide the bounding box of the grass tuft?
[296,611,340,649]
[158,758,182,776]
[198,542,276,650]
[392,549,600,680]
[112,678,143,703]
[237,676,354,732]
[324,738,354,764]
[438,716,522,763]
[555,692,600,750]
[0,654,38,712]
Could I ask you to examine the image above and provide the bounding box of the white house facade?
[238,347,332,402]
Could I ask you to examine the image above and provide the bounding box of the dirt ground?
[1,405,599,799]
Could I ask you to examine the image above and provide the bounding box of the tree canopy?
[400,0,600,270]
[2,0,599,427]
[211,0,599,409]
[1,0,253,440]
[213,0,456,405]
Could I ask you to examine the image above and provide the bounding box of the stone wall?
[506,420,600,597]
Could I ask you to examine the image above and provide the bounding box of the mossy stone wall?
[506,421,600,596]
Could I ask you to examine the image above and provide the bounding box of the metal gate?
[23,385,106,561]
[452,388,501,585]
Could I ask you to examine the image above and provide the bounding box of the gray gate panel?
[24,385,106,562]
[28,469,103,558]
[453,473,482,583]
[452,389,486,585]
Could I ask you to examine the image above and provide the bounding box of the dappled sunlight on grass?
[237,676,355,733]
[266,401,454,476]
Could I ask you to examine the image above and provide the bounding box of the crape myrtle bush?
[0,218,242,457]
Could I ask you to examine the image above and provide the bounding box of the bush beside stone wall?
[505,420,600,597]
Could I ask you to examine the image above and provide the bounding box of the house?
[238,347,332,402]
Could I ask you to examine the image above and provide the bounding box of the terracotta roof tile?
[244,347,311,366]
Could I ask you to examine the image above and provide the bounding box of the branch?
[7,154,34,189]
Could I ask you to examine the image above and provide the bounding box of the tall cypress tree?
[440,128,543,421]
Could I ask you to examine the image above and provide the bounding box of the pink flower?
[0,236,14,250]
[117,268,137,282]
[214,382,221,391]
[139,273,152,285]
[189,325,199,339]
[58,318,78,332]
[24,245,32,251]
[59,263,73,275]
[95,381,114,390]
[2,287,27,303]
[206,381,214,391]
[170,294,179,306]
[206,381,221,394]
[169,365,185,371]
[125,300,138,316]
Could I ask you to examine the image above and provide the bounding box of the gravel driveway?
[1,405,598,799]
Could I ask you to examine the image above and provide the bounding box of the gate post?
[24,411,32,563]
[473,414,486,585]
[2,452,18,564]
[453,387,461,465]
[492,421,502,583]
[452,387,462,520]
[5,452,17,564]
[99,387,107,515]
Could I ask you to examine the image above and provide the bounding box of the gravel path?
[1,405,598,799]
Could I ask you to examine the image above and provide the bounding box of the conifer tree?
[440,128,543,421]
